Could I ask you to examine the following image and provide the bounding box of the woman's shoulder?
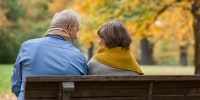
[87,59,99,66]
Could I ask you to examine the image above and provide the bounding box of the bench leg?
[147,82,154,100]
[61,82,75,100]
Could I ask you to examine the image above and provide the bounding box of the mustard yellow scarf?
[93,46,143,75]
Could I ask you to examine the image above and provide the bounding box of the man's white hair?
[51,9,80,28]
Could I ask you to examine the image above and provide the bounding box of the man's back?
[12,36,88,100]
[21,35,87,75]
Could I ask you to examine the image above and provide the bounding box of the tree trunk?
[179,45,188,66]
[191,0,200,74]
[87,42,94,61]
[140,37,154,65]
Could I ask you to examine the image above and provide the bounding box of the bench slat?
[24,75,200,100]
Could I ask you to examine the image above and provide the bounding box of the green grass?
[0,64,13,95]
[141,65,195,75]
[0,64,195,95]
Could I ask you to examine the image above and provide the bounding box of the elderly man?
[11,9,88,100]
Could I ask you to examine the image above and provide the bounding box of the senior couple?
[11,9,143,100]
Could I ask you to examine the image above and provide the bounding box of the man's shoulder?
[22,37,45,46]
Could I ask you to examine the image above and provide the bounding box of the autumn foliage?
[0,0,196,67]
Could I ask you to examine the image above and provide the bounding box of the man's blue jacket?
[11,35,88,100]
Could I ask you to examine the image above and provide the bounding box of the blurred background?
[0,0,196,66]
[1,0,200,99]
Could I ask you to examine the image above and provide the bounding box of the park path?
[0,93,16,100]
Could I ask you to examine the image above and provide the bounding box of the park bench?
[24,75,200,100]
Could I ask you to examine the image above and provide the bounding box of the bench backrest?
[24,75,200,100]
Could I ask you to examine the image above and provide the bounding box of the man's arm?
[11,62,22,96]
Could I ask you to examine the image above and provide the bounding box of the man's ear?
[67,24,73,33]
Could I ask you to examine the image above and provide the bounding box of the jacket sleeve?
[75,52,88,75]
[11,46,25,96]
[11,62,22,96]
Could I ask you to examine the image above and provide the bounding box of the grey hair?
[51,9,80,28]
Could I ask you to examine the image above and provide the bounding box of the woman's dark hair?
[97,21,132,50]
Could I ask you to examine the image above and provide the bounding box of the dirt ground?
[0,93,17,100]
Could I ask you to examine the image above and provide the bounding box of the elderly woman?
[11,9,88,100]
[88,21,143,75]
